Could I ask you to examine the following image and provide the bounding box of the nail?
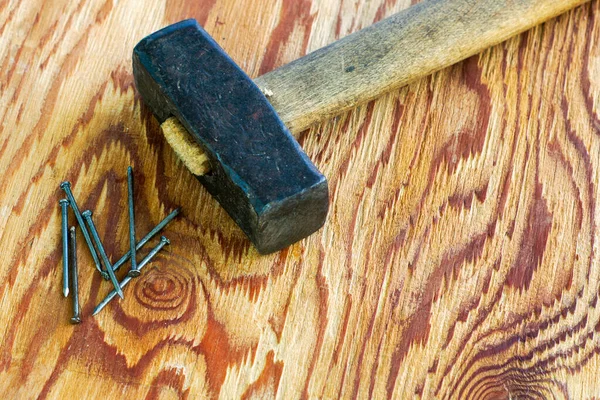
[69,226,81,324]
[112,208,180,273]
[93,236,170,316]
[81,210,124,299]
[127,167,139,278]
[59,199,69,298]
[60,182,109,280]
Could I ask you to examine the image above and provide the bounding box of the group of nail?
[59,167,179,323]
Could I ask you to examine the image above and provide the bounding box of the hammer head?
[133,20,328,254]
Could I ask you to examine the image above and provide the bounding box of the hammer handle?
[254,0,588,134]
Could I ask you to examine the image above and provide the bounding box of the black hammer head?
[133,20,328,254]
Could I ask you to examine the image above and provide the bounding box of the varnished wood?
[2,0,600,398]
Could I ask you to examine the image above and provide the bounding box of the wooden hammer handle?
[254,0,589,134]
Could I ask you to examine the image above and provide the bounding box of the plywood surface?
[1,0,600,398]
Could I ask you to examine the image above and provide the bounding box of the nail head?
[127,270,141,278]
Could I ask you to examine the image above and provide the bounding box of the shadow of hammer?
[133,0,586,254]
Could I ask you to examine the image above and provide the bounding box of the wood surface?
[1,0,600,399]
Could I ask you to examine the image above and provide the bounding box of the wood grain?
[1,0,600,399]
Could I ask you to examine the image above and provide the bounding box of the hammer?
[133,0,586,254]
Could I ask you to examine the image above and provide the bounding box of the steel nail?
[69,226,81,324]
[60,181,109,280]
[81,210,125,299]
[126,167,139,278]
[112,208,180,273]
[93,236,170,316]
[59,199,69,297]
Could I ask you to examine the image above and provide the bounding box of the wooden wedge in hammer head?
[133,0,587,254]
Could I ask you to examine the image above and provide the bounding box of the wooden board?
[1,0,599,398]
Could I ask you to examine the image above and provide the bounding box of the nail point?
[63,287,69,297]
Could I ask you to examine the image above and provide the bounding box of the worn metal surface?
[133,20,329,254]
